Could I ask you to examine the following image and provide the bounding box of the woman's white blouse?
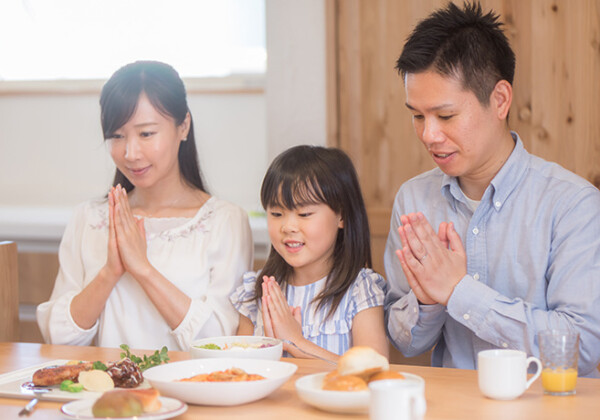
[230,268,387,355]
[37,196,253,351]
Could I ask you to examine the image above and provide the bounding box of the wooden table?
[0,342,598,419]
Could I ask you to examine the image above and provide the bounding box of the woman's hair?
[256,145,372,319]
[100,60,207,192]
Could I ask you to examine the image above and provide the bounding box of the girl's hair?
[99,60,207,193]
[257,145,372,319]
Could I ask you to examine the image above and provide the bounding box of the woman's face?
[108,93,189,191]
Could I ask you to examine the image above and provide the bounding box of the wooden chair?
[0,241,19,342]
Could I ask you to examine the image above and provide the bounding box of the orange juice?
[541,367,577,393]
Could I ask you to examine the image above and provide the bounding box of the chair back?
[0,241,19,342]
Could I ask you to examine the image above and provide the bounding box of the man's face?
[405,70,506,183]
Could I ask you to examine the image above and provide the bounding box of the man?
[384,1,600,377]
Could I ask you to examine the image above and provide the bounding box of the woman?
[37,61,253,350]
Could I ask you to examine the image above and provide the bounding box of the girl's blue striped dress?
[230,268,387,355]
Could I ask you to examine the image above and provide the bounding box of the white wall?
[266,0,327,160]
[0,0,327,251]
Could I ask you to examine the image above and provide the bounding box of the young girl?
[37,61,253,350]
[230,145,388,362]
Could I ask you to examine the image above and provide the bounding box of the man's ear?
[491,80,512,120]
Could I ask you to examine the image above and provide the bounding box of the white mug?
[369,379,426,420]
[478,349,542,400]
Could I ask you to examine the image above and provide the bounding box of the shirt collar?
[440,131,529,211]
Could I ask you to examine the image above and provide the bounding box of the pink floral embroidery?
[152,208,214,241]
[87,200,214,240]
[155,210,213,242]
[89,206,109,230]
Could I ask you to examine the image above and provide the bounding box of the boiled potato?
[78,370,115,392]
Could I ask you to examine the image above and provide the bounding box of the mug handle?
[409,394,427,420]
[525,356,542,389]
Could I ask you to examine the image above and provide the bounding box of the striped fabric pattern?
[230,268,387,355]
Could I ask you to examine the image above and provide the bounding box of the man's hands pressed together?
[395,212,467,306]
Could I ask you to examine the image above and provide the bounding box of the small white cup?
[369,379,426,420]
[478,349,542,400]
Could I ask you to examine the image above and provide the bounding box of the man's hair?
[396,1,515,105]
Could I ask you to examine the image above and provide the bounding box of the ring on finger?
[419,253,428,263]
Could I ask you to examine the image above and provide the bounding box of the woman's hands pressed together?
[110,184,152,279]
[395,212,467,306]
[105,187,125,281]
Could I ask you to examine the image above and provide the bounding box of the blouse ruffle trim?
[87,197,217,241]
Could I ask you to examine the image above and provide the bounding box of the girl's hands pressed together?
[112,184,152,278]
[261,276,304,349]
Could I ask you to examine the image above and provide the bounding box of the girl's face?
[108,93,189,191]
[267,201,343,283]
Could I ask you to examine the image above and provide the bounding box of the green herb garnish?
[92,361,108,371]
[196,343,221,350]
[60,380,84,393]
[119,344,170,371]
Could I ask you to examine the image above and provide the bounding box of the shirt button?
[473,273,480,281]
[502,342,508,348]
[495,201,502,208]
[472,227,479,235]
[463,314,470,320]
[413,307,417,313]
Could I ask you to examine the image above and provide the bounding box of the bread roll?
[92,390,143,418]
[368,370,405,383]
[127,388,162,412]
[337,346,389,379]
[91,388,161,417]
[322,374,368,391]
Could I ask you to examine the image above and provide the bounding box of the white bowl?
[143,358,297,406]
[190,335,283,361]
[295,371,424,414]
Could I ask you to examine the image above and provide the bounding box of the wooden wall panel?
[331,0,600,268]
[18,252,58,343]
[18,253,58,305]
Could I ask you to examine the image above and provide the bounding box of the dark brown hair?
[255,145,372,319]
[396,1,515,105]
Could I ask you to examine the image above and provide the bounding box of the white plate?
[190,335,283,361]
[61,396,187,419]
[0,359,150,402]
[143,358,297,406]
[295,371,425,414]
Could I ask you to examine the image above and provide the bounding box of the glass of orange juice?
[538,329,579,396]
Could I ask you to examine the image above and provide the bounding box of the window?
[0,0,265,82]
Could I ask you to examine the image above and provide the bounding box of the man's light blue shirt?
[384,132,600,377]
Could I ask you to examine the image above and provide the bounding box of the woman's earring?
[182,138,187,142]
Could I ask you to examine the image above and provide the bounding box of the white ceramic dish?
[143,358,297,406]
[295,371,425,414]
[61,396,187,419]
[0,360,148,402]
[190,336,283,361]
